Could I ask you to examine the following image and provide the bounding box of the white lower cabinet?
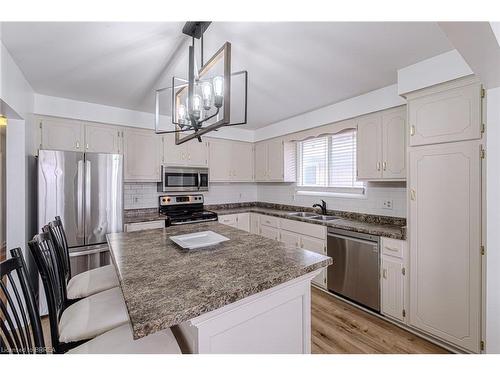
[280,229,301,247]
[124,220,165,232]
[218,213,250,232]
[218,214,238,228]
[299,235,327,289]
[260,225,280,241]
[279,218,327,289]
[236,213,250,232]
[250,213,260,235]
[380,237,407,323]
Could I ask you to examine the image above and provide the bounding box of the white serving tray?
[170,231,230,250]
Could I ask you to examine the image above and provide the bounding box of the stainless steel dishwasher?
[327,228,380,312]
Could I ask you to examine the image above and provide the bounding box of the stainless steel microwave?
[158,166,209,192]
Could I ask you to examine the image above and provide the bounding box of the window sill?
[295,189,366,199]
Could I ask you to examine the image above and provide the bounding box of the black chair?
[45,216,119,301]
[28,232,87,353]
[50,216,72,280]
[0,248,46,354]
[27,233,181,354]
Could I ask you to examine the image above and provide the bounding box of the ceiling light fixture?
[155,22,248,145]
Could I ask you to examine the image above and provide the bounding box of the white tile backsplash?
[124,182,258,209]
[124,181,406,217]
[256,182,407,217]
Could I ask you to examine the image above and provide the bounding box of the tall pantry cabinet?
[406,76,484,353]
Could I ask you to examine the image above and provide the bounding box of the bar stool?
[29,232,128,352]
[46,216,118,300]
[1,248,180,354]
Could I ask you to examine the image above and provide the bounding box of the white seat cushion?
[67,264,119,300]
[59,287,129,343]
[67,323,181,354]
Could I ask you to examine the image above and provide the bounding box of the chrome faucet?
[312,200,327,215]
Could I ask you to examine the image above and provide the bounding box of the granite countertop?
[210,206,406,240]
[107,221,331,340]
[124,208,168,224]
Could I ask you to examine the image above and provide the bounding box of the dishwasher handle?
[327,232,379,247]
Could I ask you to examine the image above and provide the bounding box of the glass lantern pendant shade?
[154,21,248,145]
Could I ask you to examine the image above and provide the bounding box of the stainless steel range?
[159,194,218,226]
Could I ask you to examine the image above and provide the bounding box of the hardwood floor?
[311,287,449,354]
[40,288,449,354]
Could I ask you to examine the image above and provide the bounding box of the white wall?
[254,84,405,142]
[1,42,34,118]
[486,87,500,353]
[124,182,258,209]
[397,50,473,96]
[34,93,255,142]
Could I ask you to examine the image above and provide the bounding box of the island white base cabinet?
[175,270,320,354]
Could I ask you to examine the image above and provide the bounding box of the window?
[297,130,364,194]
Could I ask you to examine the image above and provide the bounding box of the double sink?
[287,212,341,222]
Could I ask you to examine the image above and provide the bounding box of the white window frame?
[296,132,365,198]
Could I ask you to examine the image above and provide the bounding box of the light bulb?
[213,76,224,108]
[201,81,212,110]
[191,94,201,120]
[177,104,187,124]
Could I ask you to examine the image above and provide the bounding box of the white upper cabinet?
[123,128,162,182]
[40,117,122,154]
[232,141,254,182]
[163,133,187,165]
[254,141,268,181]
[84,122,122,154]
[163,133,208,167]
[407,79,482,146]
[254,139,295,182]
[381,108,406,179]
[40,117,85,152]
[357,113,382,179]
[187,139,209,167]
[357,106,406,181]
[208,138,254,182]
[408,140,481,353]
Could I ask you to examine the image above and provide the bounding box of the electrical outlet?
[382,199,393,210]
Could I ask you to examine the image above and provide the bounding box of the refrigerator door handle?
[76,159,85,239]
[85,159,91,242]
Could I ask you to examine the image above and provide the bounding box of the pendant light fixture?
[155,22,248,145]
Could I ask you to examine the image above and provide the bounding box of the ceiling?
[1,22,453,129]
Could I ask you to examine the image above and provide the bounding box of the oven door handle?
[197,172,201,190]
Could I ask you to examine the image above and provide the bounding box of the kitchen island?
[106,221,331,354]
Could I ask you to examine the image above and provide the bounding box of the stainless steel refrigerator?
[38,149,123,276]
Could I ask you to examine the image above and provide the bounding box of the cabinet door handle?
[383,161,387,171]
[410,189,416,201]
[410,125,416,136]
[86,143,89,150]
[382,269,387,279]
[376,162,381,171]
[76,141,80,149]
